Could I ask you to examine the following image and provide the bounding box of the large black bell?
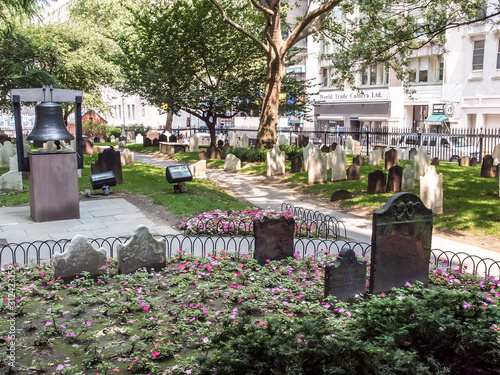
[27,101,74,141]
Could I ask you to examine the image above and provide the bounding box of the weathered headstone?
[329,143,338,152]
[120,148,134,166]
[344,136,354,154]
[367,170,387,194]
[296,135,309,148]
[91,147,123,184]
[401,164,415,191]
[431,157,440,166]
[306,146,327,184]
[152,138,159,147]
[386,165,403,192]
[53,235,107,281]
[217,139,224,148]
[117,226,166,274]
[321,144,329,153]
[189,134,199,152]
[198,152,207,161]
[144,137,152,147]
[241,134,249,147]
[224,153,241,172]
[290,155,303,173]
[253,216,294,266]
[470,157,478,167]
[414,146,430,181]
[369,193,433,294]
[347,163,360,180]
[353,155,364,166]
[368,150,380,165]
[110,135,116,143]
[481,155,499,178]
[228,131,238,147]
[330,189,353,201]
[189,160,207,179]
[409,148,417,160]
[267,144,285,176]
[117,141,126,149]
[43,141,58,152]
[135,134,144,144]
[459,156,470,167]
[325,247,367,301]
[385,148,399,170]
[0,156,23,192]
[302,142,314,171]
[331,146,347,182]
[492,143,500,160]
[420,165,443,215]
[168,134,177,143]
[278,134,289,146]
[206,146,222,160]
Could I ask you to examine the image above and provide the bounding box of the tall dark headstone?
[367,170,387,194]
[470,157,478,167]
[431,157,439,166]
[386,165,403,192]
[217,140,224,148]
[481,155,498,178]
[353,155,364,166]
[370,193,433,294]
[152,138,159,147]
[347,163,360,180]
[253,216,295,266]
[321,145,329,153]
[207,146,221,160]
[91,148,123,184]
[296,135,309,148]
[325,247,367,301]
[143,137,152,147]
[168,134,177,143]
[291,155,303,173]
[385,149,399,170]
[329,143,338,152]
[159,133,168,142]
[459,156,470,167]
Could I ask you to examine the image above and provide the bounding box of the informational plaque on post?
[166,165,193,183]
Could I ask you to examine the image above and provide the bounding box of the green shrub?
[225,145,302,162]
[106,127,121,140]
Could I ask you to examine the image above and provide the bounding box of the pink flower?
[86,321,92,326]
[203,308,208,314]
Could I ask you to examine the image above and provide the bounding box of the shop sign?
[319,89,390,102]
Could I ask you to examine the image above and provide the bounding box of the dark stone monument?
[206,146,221,160]
[385,149,399,170]
[459,156,470,167]
[168,134,177,143]
[370,193,433,294]
[253,216,295,266]
[431,157,439,166]
[347,163,360,180]
[296,135,309,148]
[159,133,168,142]
[325,247,367,301]
[409,148,417,160]
[329,143,338,152]
[470,157,478,167]
[291,155,303,173]
[144,137,152,147]
[83,139,94,155]
[198,152,207,161]
[321,145,329,153]
[353,155,364,166]
[481,155,499,178]
[152,138,159,147]
[386,165,403,192]
[91,148,123,184]
[367,170,387,194]
[217,140,224,148]
[330,190,353,202]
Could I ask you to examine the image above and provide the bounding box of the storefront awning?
[317,115,344,121]
[424,113,448,125]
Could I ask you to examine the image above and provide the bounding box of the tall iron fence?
[179,127,500,163]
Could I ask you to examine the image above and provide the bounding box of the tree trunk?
[165,109,174,132]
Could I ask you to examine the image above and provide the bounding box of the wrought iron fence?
[1,234,499,279]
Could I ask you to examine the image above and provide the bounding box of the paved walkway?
[0,152,498,266]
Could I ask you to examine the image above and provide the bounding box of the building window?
[118,105,121,119]
[127,104,131,120]
[131,104,135,121]
[409,56,442,84]
[361,64,387,86]
[438,56,444,81]
[472,39,485,71]
[497,39,500,70]
[322,68,328,87]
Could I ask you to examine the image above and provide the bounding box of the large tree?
[209,0,499,147]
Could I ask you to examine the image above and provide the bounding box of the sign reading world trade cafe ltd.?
[319,89,390,102]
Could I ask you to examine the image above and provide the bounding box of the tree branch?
[250,0,274,16]
[208,0,268,53]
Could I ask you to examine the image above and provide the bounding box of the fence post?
[417,132,422,147]
[366,127,371,156]
[479,128,484,164]
[324,131,327,146]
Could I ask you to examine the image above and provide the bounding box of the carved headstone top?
[325,247,367,301]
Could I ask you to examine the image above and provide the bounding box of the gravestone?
[347,163,360,180]
[321,144,330,153]
[367,170,387,194]
[157,133,166,142]
[420,165,443,215]
[385,149,399,170]
[99,138,105,143]
[306,146,327,184]
[370,193,433,294]
[189,134,199,152]
[353,155,364,166]
[206,146,222,160]
[189,160,207,179]
[414,146,430,181]
[110,135,116,143]
[228,131,238,147]
[331,146,347,182]
[135,134,144,144]
[431,157,439,166]
[296,135,309,148]
[481,155,499,178]
[325,247,367,301]
[459,156,470,167]
[224,154,241,172]
[217,140,224,148]
[331,189,352,202]
[144,137,152,147]
[290,155,303,173]
[492,144,500,160]
[152,138,159,147]
[409,148,417,160]
[470,157,478,167]
[344,136,354,154]
[198,152,207,161]
[401,164,415,191]
[241,134,249,147]
[267,144,285,176]
[0,142,16,168]
[117,141,126,149]
[329,143,338,152]
[43,141,58,152]
[91,147,123,184]
[168,134,177,143]
[253,216,295,266]
[83,140,94,155]
[53,235,107,281]
[386,165,403,192]
[120,148,134,166]
[0,156,23,192]
[222,143,231,152]
[278,134,289,146]
[368,150,380,165]
[117,226,167,274]
[302,142,314,171]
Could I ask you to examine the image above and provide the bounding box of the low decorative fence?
[1,234,499,279]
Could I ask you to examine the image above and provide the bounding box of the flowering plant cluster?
[0,252,498,374]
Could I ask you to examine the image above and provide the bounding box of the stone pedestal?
[29,152,80,222]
